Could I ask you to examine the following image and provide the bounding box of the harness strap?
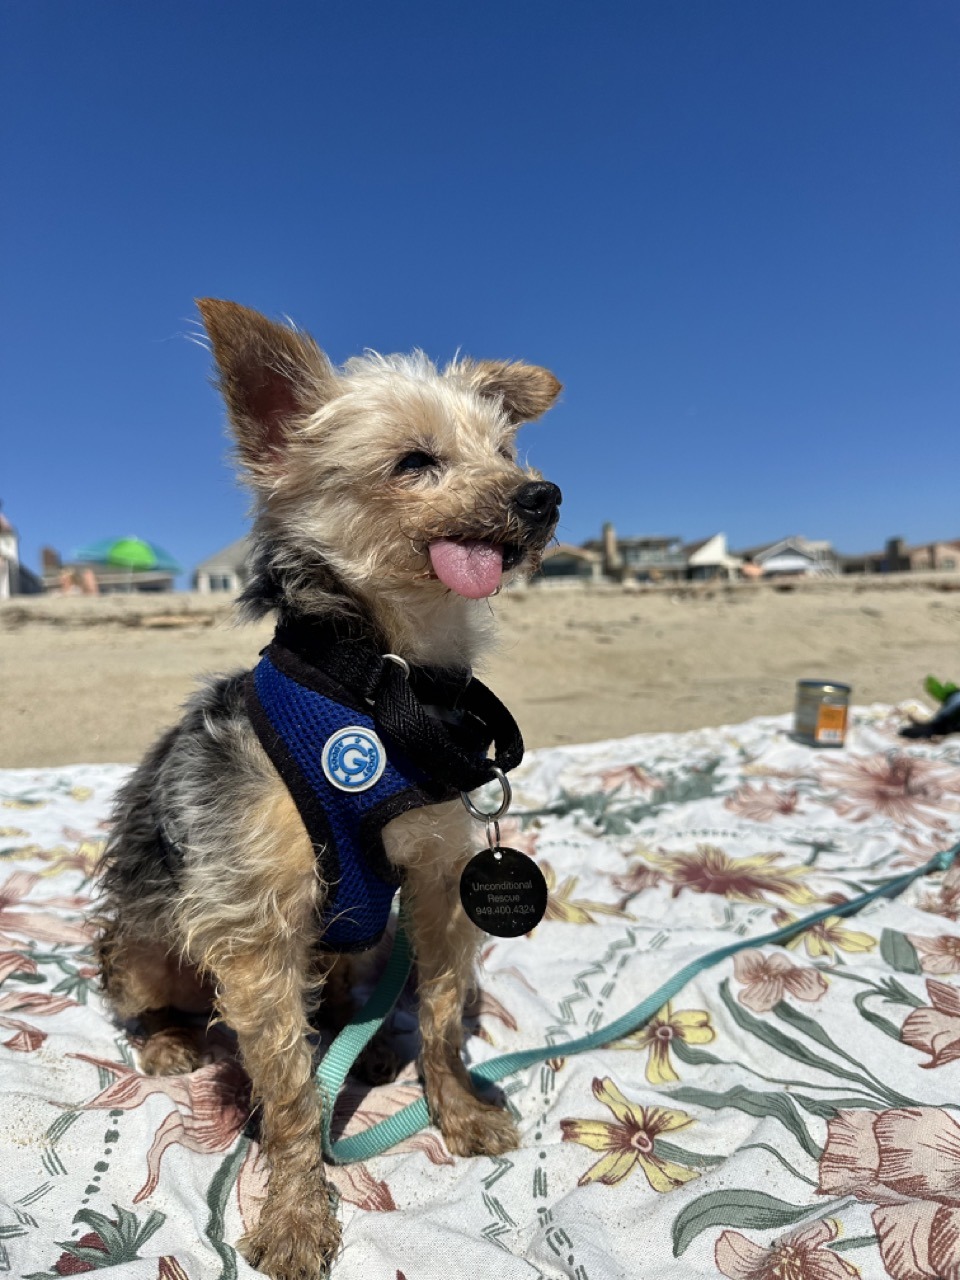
[372,659,523,793]
[272,617,524,794]
[316,841,960,1164]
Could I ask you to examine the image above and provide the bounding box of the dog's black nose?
[513,481,562,524]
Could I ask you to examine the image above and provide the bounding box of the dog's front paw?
[441,1099,519,1158]
[239,1206,341,1280]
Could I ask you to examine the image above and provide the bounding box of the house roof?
[543,543,601,564]
[195,535,252,574]
[734,536,831,562]
[906,538,960,554]
[683,536,711,555]
[582,535,681,552]
[684,533,742,567]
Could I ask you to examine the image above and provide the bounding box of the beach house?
[0,508,19,598]
[734,535,839,578]
[193,536,253,595]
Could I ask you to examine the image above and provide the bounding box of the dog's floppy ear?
[456,358,562,425]
[196,299,338,476]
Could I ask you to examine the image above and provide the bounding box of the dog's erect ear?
[456,359,562,425]
[196,299,338,475]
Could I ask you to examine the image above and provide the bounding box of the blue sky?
[3,1,957,581]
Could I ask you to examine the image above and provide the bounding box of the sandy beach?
[1,578,958,768]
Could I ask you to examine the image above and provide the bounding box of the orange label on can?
[815,703,847,744]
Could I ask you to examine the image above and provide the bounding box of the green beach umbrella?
[73,536,181,574]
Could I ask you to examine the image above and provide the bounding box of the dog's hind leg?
[96,927,213,1074]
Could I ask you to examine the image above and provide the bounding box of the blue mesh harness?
[246,650,435,951]
[244,629,523,953]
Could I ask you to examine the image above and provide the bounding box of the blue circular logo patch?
[321,726,387,792]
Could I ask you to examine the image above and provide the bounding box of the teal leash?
[316,840,960,1164]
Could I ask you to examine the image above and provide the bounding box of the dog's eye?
[395,451,439,474]
[498,447,515,461]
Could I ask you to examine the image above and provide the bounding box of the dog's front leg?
[216,943,339,1280]
[181,771,340,1280]
[404,850,520,1158]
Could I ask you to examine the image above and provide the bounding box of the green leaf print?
[672,1190,847,1257]
[879,929,923,975]
[719,981,893,1100]
[665,1085,820,1160]
[518,760,724,835]
[854,991,905,1041]
[23,1204,166,1278]
[205,1137,250,1280]
[790,1092,885,1119]
[672,1038,724,1068]
[654,1139,726,1168]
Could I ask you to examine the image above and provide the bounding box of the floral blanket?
[3,706,960,1279]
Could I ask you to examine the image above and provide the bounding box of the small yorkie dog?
[95,300,562,1280]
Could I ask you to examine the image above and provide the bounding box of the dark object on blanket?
[900,690,960,739]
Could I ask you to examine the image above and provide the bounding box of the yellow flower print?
[613,1002,716,1084]
[541,861,629,925]
[39,840,106,879]
[561,1077,700,1190]
[773,909,875,960]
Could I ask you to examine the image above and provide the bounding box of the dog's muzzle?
[512,481,562,531]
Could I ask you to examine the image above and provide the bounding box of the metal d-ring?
[367,652,412,704]
[461,765,512,823]
[382,653,411,679]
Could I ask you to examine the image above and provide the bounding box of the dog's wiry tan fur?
[94,299,561,1279]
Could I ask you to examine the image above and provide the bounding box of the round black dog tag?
[459,846,548,937]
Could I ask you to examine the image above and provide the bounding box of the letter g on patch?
[322,726,388,792]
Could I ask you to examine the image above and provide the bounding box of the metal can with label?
[794,680,851,748]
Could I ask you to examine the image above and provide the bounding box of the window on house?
[208,573,234,592]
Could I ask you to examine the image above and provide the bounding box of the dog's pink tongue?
[428,540,503,599]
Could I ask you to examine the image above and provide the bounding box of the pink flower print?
[820,754,960,828]
[0,871,91,946]
[0,950,38,983]
[732,950,828,1013]
[818,1107,960,1279]
[598,764,663,796]
[70,1054,250,1200]
[907,934,960,975]
[724,783,801,822]
[0,988,77,1052]
[716,1218,858,1280]
[900,979,960,1068]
